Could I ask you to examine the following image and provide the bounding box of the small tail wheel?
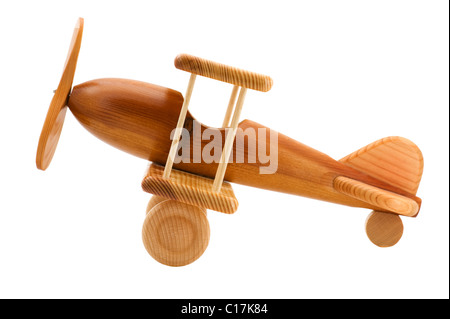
[365,211,404,247]
[142,199,210,267]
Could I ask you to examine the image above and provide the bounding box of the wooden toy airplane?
[37,18,424,266]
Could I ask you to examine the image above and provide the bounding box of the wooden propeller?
[36,18,84,170]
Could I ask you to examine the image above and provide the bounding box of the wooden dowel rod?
[222,85,239,128]
[163,74,197,179]
[213,87,247,192]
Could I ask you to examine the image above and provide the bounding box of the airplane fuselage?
[68,78,420,211]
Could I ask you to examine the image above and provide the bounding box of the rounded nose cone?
[68,78,184,161]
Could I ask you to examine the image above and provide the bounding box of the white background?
[0,1,448,299]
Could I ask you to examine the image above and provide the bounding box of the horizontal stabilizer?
[334,176,419,216]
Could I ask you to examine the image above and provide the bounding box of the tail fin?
[339,136,424,196]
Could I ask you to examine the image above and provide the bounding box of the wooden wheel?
[142,200,209,266]
[145,195,168,215]
[365,211,404,247]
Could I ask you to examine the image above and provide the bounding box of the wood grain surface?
[142,199,210,267]
[146,195,169,215]
[212,87,247,192]
[36,18,83,170]
[339,136,423,195]
[333,176,419,216]
[142,163,238,214]
[163,74,197,179]
[67,78,422,214]
[174,53,273,92]
[365,211,404,247]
